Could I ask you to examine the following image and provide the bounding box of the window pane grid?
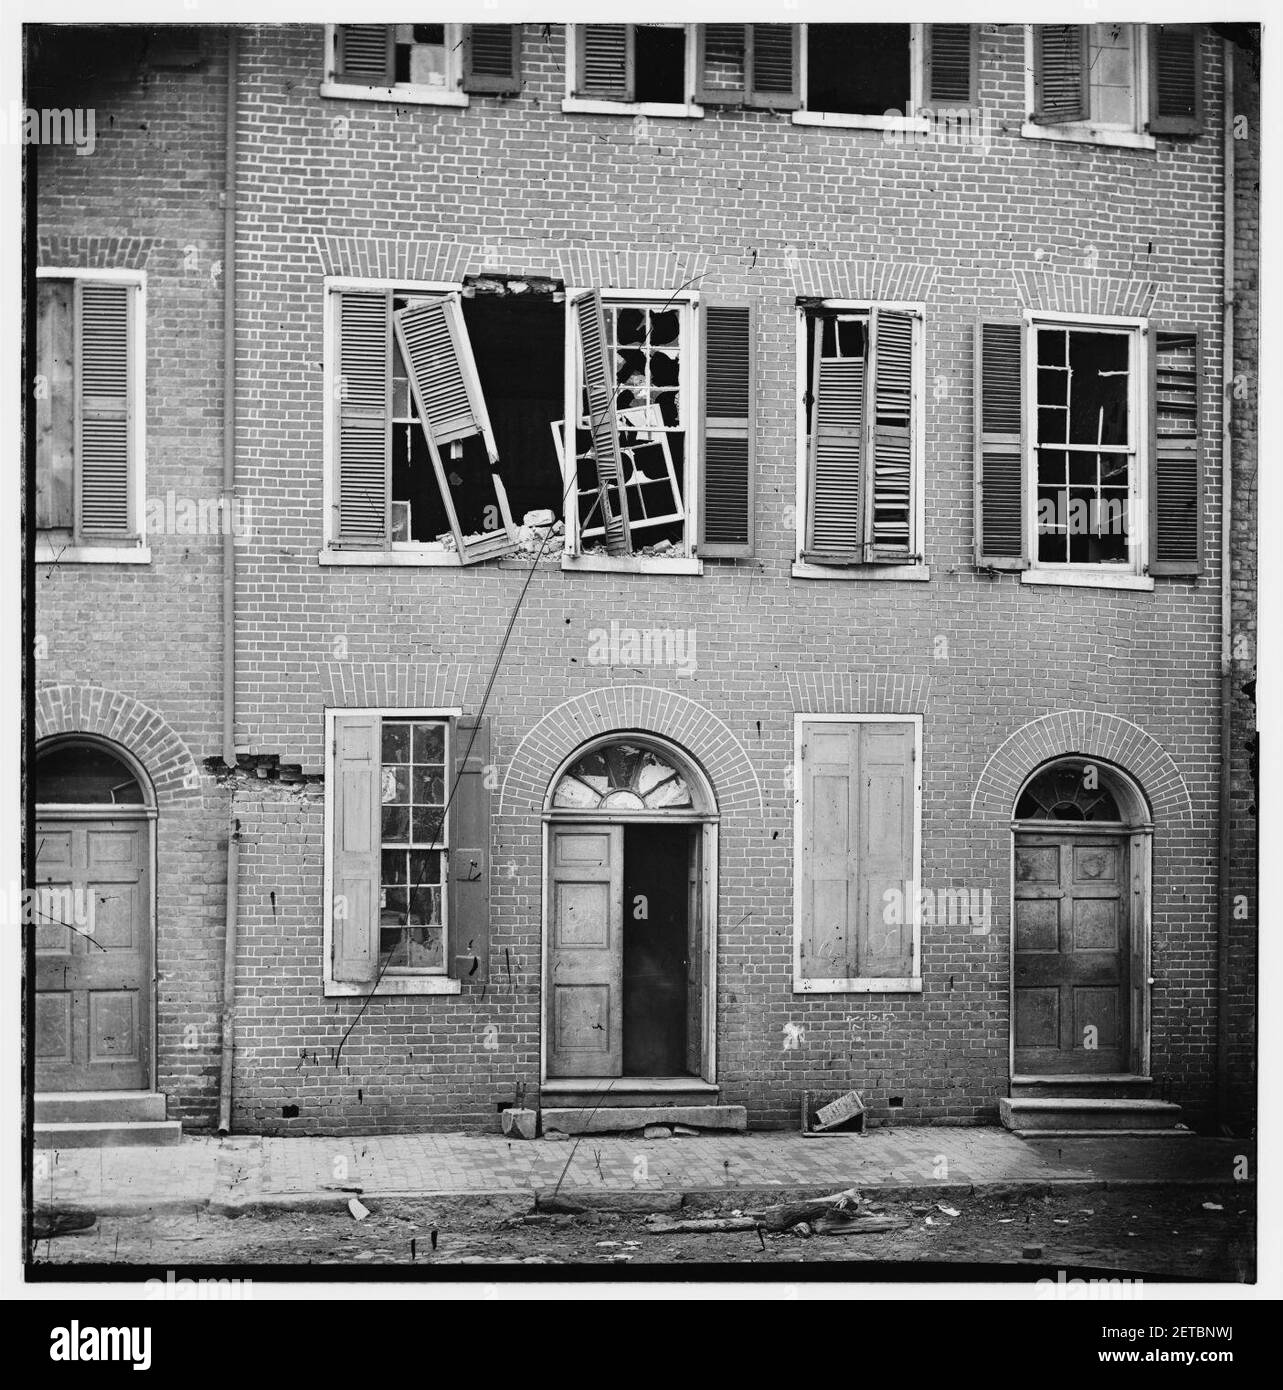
[379,719,448,971]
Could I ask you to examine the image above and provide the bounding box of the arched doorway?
[1011,757,1152,1079]
[542,735,718,1084]
[34,736,156,1093]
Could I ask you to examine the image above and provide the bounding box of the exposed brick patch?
[37,233,155,269]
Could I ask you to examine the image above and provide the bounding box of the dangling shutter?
[699,301,754,558]
[447,717,490,984]
[695,24,747,106]
[865,308,915,562]
[804,315,864,565]
[573,290,631,555]
[335,24,395,86]
[974,320,1028,569]
[856,722,917,980]
[925,24,976,107]
[76,281,133,539]
[463,24,521,95]
[746,24,800,110]
[332,714,381,983]
[578,24,633,101]
[394,295,518,564]
[1032,25,1089,124]
[1148,25,1204,136]
[1148,326,1203,576]
[334,289,391,547]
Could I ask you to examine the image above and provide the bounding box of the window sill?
[325,976,461,997]
[561,98,704,119]
[1021,568,1154,592]
[36,541,151,565]
[319,548,462,567]
[793,561,929,581]
[1020,121,1156,152]
[563,553,702,576]
[793,111,931,133]
[320,81,469,107]
[794,977,923,994]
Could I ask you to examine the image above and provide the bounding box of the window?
[566,24,698,114]
[35,270,147,562]
[795,301,924,577]
[323,24,521,105]
[794,716,922,993]
[326,710,491,996]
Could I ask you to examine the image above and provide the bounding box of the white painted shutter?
[804,316,864,564]
[866,308,915,561]
[332,714,381,983]
[573,290,632,555]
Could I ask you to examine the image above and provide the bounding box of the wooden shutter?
[746,24,800,110]
[804,315,864,565]
[1032,25,1089,124]
[573,290,631,555]
[394,295,518,564]
[36,278,75,530]
[925,24,977,106]
[1148,326,1203,575]
[334,289,391,547]
[335,24,395,85]
[332,714,381,983]
[578,24,632,100]
[857,723,916,979]
[464,24,521,95]
[447,717,490,984]
[974,320,1028,569]
[865,308,915,561]
[695,24,747,106]
[1148,25,1204,136]
[76,281,133,539]
[699,301,754,558]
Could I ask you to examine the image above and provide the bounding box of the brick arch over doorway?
[969,710,1193,826]
[36,685,200,804]
[499,686,764,821]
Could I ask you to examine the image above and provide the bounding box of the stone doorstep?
[34,1120,183,1149]
[540,1105,747,1136]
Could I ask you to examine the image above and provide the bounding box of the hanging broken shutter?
[1148,325,1203,575]
[573,290,631,555]
[447,717,490,984]
[1148,25,1204,136]
[695,24,747,106]
[463,24,521,95]
[746,25,800,110]
[699,300,754,558]
[925,24,977,107]
[332,714,381,983]
[76,281,133,539]
[865,308,915,561]
[335,289,391,547]
[856,722,917,980]
[1032,25,1089,124]
[578,24,633,101]
[974,320,1028,569]
[394,295,518,564]
[335,24,395,85]
[804,315,864,565]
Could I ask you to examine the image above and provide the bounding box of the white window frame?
[794,22,930,134]
[323,705,463,998]
[321,23,469,107]
[560,286,703,576]
[1021,23,1156,152]
[792,713,924,994]
[562,23,705,118]
[1021,309,1153,591]
[34,267,150,565]
[791,298,928,581]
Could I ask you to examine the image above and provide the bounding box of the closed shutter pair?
[336,24,521,93]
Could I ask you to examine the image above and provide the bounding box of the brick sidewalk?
[33,1127,1251,1216]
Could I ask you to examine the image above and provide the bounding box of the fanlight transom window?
[552,742,694,811]
[1016,761,1122,822]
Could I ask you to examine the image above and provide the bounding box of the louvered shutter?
[573,290,631,555]
[335,24,395,86]
[464,24,521,95]
[76,281,133,539]
[974,320,1028,569]
[332,714,381,983]
[447,717,490,984]
[1148,25,1204,136]
[699,301,754,558]
[925,24,976,107]
[804,315,864,565]
[866,308,915,562]
[1148,326,1203,575]
[695,24,747,106]
[334,289,391,547]
[578,24,632,100]
[747,24,800,110]
[394,295,518,564]
[1032,25,1089,124]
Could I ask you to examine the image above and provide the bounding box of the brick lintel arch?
[35,685,201,804]
[499,686,764,821]
[969,710,1194,826]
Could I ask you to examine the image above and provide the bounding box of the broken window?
[806,24,911,117]
[379,719,448,972]
[573,23,689,105]
[329,24,521,97]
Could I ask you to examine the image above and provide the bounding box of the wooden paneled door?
[34,818,152,1091]
[1013,832,1130,1075]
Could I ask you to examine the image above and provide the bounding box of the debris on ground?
[32,1208,97,1240]
[936,1204,961,1217]
[748,1187,862,1232]
[1203,1202,1224,1211]
[347,1198,370,1221]
[812,1214,909,1236]
[643,1125,673,1140]
[644,1216,759,1235]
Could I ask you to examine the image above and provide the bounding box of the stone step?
[541,1104,746,1136]
[35,1091,168,1124]
[539,1079,720,1110]
[34,1120,183,1149]
[1009,1075,1156,1101]
[999,1097,1182,1133]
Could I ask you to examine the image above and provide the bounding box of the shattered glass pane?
[382,723,410,764]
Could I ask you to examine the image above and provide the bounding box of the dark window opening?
[36,743,145,805]
[634,24,686,104]
[806,23,910,116]
[395,24,448,87]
